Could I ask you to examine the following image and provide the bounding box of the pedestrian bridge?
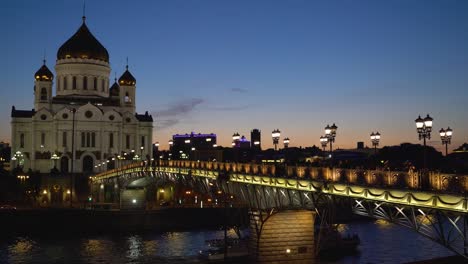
[91,160,468,260]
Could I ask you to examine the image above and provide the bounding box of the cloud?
[156,98,204,117]
[230,88,248,93]
[209,105,250,111]
[156,119,179,129]
[152,98,204,129]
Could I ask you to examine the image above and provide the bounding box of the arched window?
[91,132,96,147]
[126,134,130,149]
[109,133,114,148]
[41,132,45,146]
[101,79,105,92]
[124,92,131,103]
[20,133,25,148]
[93,77,97,90]
[81,132,85,147]
[60,156,69,173]
[83,76,88,90]
[64,76,68,90]
[40,88,47,100]
[57,77,61,91]
[86,132,91,147]
[62,131,67,147]
[72,76,77,90]
[141,136,145,148]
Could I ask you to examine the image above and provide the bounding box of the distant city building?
[453,143,468,153]
[233,135,251,149]
[251,129,261,149]
[171,132,217,159]
[0,142,10,170]
[357,142,364,149]
[10,16,153,174]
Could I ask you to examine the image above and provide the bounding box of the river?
[0,219,455,264]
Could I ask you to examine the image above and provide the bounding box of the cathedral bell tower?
[118,64,136,113]
[34,60,54,110]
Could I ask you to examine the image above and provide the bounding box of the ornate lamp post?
[12,151,24,169]
[324,123,337,154]
[415,114,433,170]
[320,136,328,151]
[370,132,381,154]
[415,114,433,189]
[140,146,144,160]
[154,142,160,165]
[69,107,76,208]
[282,137,290,165]
[271,129,281,151]
[439,127,453,156]
[51,152,60,169]
[168,140,173,149]
[232,133,240,148]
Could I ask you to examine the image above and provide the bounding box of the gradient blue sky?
[2,0,467,151]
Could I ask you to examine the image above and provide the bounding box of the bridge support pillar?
[250,210,316,263]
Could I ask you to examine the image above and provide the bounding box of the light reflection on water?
[0,221,455,264]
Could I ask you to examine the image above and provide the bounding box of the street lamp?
[232,132,240,141]
[140,146,144,160]
[69,107,76,208]
[232,133,240,148]
[271,129,281,151]
[51,152,60,168]
[370,132,381,154]
[283,137,290,148]
[320,136,328,151]
[324,123,337,153]
[12,151,24,169]
[415,114,433,169]
[154,142,160,165]
[439,127,453,156]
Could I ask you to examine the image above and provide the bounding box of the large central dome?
[57,18,109,62]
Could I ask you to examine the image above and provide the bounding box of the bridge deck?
[92,165,468,214]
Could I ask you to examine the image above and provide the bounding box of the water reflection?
[10,237,35,254]
[7,237,37,263]
[375,219,393,228]
[143,240,158,256]
[0,221,455,264]
[127,235,143,260]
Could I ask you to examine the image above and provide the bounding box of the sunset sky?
[2,0,467,151]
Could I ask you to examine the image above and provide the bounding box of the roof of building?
[51,95,120,107]
[11,106,35,118]
[34,61,54,81]
[118,66,136,86]
[173,132,217,138]
[135,111,153,122]
[57,17,109,62]
[109,80,120,96]
[454,143,468,152]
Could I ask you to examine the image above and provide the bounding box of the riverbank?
[0,207,249,234]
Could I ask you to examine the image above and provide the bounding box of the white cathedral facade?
[10,17,153,175]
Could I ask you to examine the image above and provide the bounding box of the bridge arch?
[251,210,316,262]
[91,162,468,259]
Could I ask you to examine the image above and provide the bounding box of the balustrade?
[94,160,468,193]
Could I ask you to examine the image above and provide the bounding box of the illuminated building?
[10,16,153,174]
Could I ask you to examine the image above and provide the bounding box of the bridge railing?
[94,160,468,193]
